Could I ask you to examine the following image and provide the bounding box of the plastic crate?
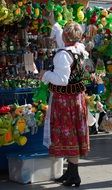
[8,153,63,184]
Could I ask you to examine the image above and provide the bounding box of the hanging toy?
[32,2,40,18]
[26,4,32,15]
[77,5,84,22]
[46,0,55,11]
[101,17,107,27]
[54,4,66,26]
[106,13,112,32]
[90,12,97,24]
[0,1,8,22]
[101,9,108,17]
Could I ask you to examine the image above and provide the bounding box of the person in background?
[43,50,54,71]
[39,14,90,187]
[49,12,65,48]
[35,50,45,73]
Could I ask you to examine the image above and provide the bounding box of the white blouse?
[50,22,65,48]
[42,24,89,86]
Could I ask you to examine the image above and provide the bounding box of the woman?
[39,21,90,187]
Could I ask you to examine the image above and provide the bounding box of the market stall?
[0,0,112,183]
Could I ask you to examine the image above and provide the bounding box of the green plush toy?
[0,114,14,146]
[32,81,49,126]
[33,81,49,104]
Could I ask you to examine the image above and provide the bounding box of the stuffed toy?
[33,81,49,126]
[23,104,38,135]
[0,113,13,146]
[86,94,104,113]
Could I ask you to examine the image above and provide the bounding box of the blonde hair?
[63,22,83,43]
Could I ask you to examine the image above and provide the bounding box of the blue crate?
[0,88,36,106]
[0,126,48,170]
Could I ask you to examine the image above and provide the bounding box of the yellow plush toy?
[85,94,104,113]
[85,94,97,112]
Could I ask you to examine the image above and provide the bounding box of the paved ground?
[0,133,112,190]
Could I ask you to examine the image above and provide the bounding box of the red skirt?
[49,92,90,157]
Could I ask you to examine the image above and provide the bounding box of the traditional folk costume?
[42,23,90,158]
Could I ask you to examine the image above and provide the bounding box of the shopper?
[39,15,90,187]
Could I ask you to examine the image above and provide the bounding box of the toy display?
[0,0,112,146]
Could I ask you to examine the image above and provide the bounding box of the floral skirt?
[49,92,90,157]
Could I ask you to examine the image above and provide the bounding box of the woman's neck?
[65,42,75,47]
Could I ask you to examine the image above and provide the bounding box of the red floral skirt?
[49,92,90,157]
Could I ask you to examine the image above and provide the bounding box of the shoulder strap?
[56,49,76,62]
[56,49,83,69]
[56,49,80,60]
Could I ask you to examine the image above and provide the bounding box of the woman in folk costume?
[39,20,90,187]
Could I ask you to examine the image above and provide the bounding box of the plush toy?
[0,105,11,114]
[77,5,84,22]
[33,81,49,104]
[15,106,23,116]
[106,13,112,32]
[0,1,8,22]
[32,2,40,18]
[23,104,38,135]
[0,113,14,146]
[62,4,73,24]
[33,81,49,126]
[86,94,104,113]
[86,94,97,112]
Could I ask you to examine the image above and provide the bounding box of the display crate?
[8,153,63,184]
